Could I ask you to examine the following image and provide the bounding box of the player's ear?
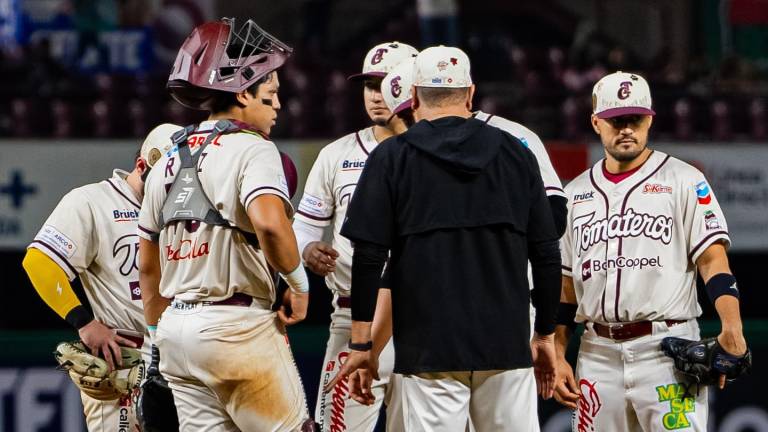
[466,85,475,111]
[235,90,252,107]
[411,86,420,113]
[136,157,147,174]
[647,115,654,129]
[590,114,601,135]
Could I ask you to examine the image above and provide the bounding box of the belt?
[337,296,351,309]
[592,319,686,341]
[172,292,254,309]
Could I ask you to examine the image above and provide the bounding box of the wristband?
[281,264,310,293]
[348,340,373,352]
[705,273,739,304]
[65,305,94,329]
[556,302,578,332]
[147,325,157,343]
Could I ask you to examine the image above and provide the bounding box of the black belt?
[592,320,686,341]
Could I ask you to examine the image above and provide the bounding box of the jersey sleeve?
[239,140,293,213]
[517,128,565,198]
[294,146,335,227]
[29,189,96,280]
[684,171,730,264]
[560,184,575,278]
[340,148,395,247]
[138,161,167,242]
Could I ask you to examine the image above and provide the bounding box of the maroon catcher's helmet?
[167,18,293,110]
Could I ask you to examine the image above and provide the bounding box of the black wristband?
[705,273,740,304]
[348,341,373,352]
[556,302,578,332]
[65,305,94,329]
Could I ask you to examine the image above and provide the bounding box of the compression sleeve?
[350,240,389,322]
[22,248,90,324]
[548,195,568,238]
[293,218,325,260]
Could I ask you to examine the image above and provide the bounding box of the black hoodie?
[341,116,561,374]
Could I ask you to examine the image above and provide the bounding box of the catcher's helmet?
[167,17,293,110]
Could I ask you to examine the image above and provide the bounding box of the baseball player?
[554,71,748,431]
[293,41,417,431]
[138,18,313,431]
[22,122,181,431]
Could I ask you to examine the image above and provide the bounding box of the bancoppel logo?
[573,191,595,204]
[113,209,139,222]
[642,183,672,194]
[582,261,592,281]
[588,255,663,272]
[341,159,365,170]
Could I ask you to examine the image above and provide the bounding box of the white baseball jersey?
[474,111,565,199]
[29,170,148,337]
[294,127,379,296]
[561,150,730,324]
[138,120,292,306]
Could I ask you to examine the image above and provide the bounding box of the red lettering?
[577,379,602,432]
[164,240,211,262]
[330,377,348,431]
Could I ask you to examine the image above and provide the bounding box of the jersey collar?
[356,127,379,155]
[591,150,669,193]
[107,169,141,209]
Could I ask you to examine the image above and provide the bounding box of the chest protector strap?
[159,120,242,228]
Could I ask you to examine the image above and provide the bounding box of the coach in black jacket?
[333,46,561,431]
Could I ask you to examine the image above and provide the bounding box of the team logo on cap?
[390,76,402,98]
[695,181,712,204]
[618,81,633,100]
[437,60,448,71]
[450,57,458,65]
[371,48,388,65]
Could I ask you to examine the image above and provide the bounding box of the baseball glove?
[137,345,179,431]
[661,337,752,386]
[54,341,145,401]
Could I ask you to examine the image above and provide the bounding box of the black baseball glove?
[661,336,752,386]
[137,345,179,431]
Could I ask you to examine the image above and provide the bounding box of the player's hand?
[323,350,379,396]
[716,328,748,389]
[531,332,557,399]
[303,241,339,276]
[348,367,377,406]
[78,320,138,371]
[553,355,580,409]
[277,291,309,326]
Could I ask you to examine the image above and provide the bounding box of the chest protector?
[159,119,242,228]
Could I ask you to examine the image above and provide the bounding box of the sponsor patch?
[341,159,366,170]
[573,191,595,204]
[695,181,712,205]
[704,210,721,230]
[643,183,673,194]
[587,255,663,272]
[37,225,77,258]
[298,194,330,218]
[113,209,139,222]
[581,261,592,281]
[656,383,696,430]
[129,281,142,301]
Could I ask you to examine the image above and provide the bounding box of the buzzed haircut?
[416,87,470,108]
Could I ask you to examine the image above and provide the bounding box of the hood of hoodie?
[403,116,500,174]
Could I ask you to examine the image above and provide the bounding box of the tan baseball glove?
[54,341,145,401]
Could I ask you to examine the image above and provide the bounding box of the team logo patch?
[390,76,402,98]
[581,261,592,281]
[695,181,712,205]
[37,225,77,259]
[129,281,142,300]
[656,383,696,430]
[703,210,721,230]
[371,48,388,65]
[573,191,595,204]
[643,183,672,194]
[575,379,602,432]
[617,81,633,100]
[437,60,449,71]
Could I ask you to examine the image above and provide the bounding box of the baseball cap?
[348,41,418,81]
[382,58,416,115]
[413,45,472,88]
[592,71,656,119]
[141,123,183,168]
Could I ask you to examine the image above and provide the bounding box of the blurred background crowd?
[2,0,768,141]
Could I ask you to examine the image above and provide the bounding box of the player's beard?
[372,116,389,127]
[606,138,646,162]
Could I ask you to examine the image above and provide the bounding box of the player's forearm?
[293,218,325,260]
[350,240,388,322]
[529,239,562,335]
[371,288,393,358]
[554,325,572,357]
[139,238,168,325]
[351,321,373,345]
[714,295,743,332]
[248,195,301,273]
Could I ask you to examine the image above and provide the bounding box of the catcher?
[23,123,181,431]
